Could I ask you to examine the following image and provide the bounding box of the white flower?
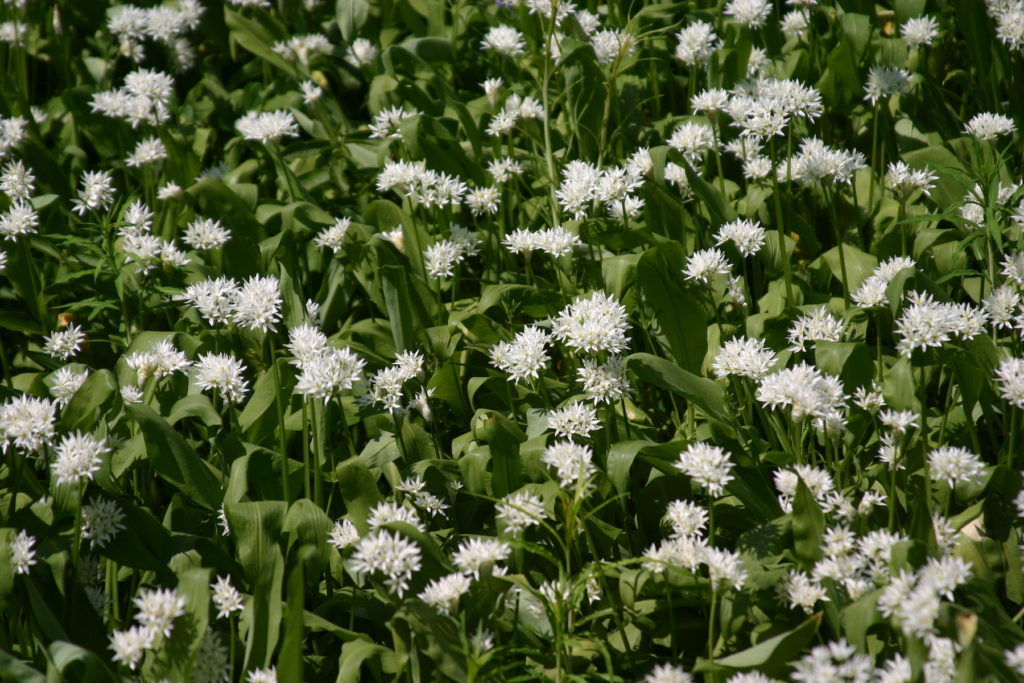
[125,136,167,167]
[43,323,86,361]
[591,29,635,64]
[424,240,462,278]
[72,170,116,215]
[295,347,365,401]
[180,277,240,326]
[928,446,986,488]
[541,440,596,489]
[452,538,510,579]
[712,336,777,381]
[490,326,550,383]
[192,353,248,404]
[0,395,56,453]
[996,357,1024,407]
[551,291,630,355]
[235,110,299,144]
[349,530,422,596]
[576,356,630,404]
[465,187,500,216]
[346,38,378,67]
[300,80,323,104]
[369,106,418,139]
[645,663,693,683]
[714,218,765,257]
[419,573,471,615]
[328,519,360,550]
[902,15,939,47]
[183,218,230,250]
[964,112,1016,141]
[51,432,108,485]
[481,25,525,56]
[10,530,36,574]
[704,547,747,590]
[272,33,330,64]
[109,625,153,670]
[496,490,547,535]
[663,499,708,538]
[247,667,277,683]
[682,247,730,284]
[368,500,425,533]
[885,160,937,199]
[864,66,911,105]
[487,156,522,182]
[781,10,810,38]
[0,200,37,240]
[675,21,719,66]
[0,159,34,200]
[133,587,186,639]
[546,401,600,439]
[787,306,846,352]
[676,442,734,498]
[49,366,89,408]
[1006,643,1024,677]
[232,274,282,332]
[667,121,716,165]
[725,0,772,28]
[784,571,828,614]
[211,576,244,619]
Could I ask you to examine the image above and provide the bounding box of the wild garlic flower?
[453,538,511,579]
[133,587,186,639]
[682,247,730,284]
[0,394,56,453]
[982,285,1019,328]
[368,500,425,533]
[43,323,86,361]
[232,274,282,332]
[192,352,248,404]
[125,136,167,167]
[419,573,472,615]
[369,106,418,140]
[346,38,378,67]
[784,571,828,614]
[787,306,846,352]
[885,161,937,199]
[182,218,230,250]
[487,156,523,183]
[349,529,422,597]
[72,170,116,215]
[674,21,719,66]
[81,497,126,547]
[179,277,240,326]
[576,356,630,404]
[676,442,734,498]
[963,112,1016,141]
[51,431,108,485]
[490,326,551,383]
[0,159,34,200]
[551,291,630,355]
[714,218,765,257]
[757,362,846,427]
[503,226,582,257]
[109,625,152,670]
[995,356,1024,407]
[546,401,601,439]
[712,336,777,381]
[790,640,873,683]
[781,10,810,38]
[271,33,330,64]
[644,663,693,683]
[328,519,360,550]
[667,121,716,165]
[894,292,984,356]
[211,576,244,619]
[724,0,772,28]
[314,218,351,252]
[864,66,911,105]
[542,440,596,489]
[10,530,36,574]
[496,490,547,535]
[902,15,939,47]
[927,446,986,488]
[591,29,635,64]
[481,25,526,57]
[235,110,298,144]
[295,347,365,401]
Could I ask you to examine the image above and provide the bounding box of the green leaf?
[792,478,825,568]
[693,613,820,674]
[636,244,708,373]
[128,404,223,510]
[625,353,732,428]
[335,458,382,534]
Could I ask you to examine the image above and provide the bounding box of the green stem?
[268,334,291,503]
[769,138,795,306]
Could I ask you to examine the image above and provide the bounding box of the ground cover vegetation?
[2,0,1024,680]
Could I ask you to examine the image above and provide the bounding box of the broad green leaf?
[335,457,382,534]
[637,244,708,373]
[693,613,820,674]
[792,478,824,568]
[625,353,732,428]
[128,404,223,510]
